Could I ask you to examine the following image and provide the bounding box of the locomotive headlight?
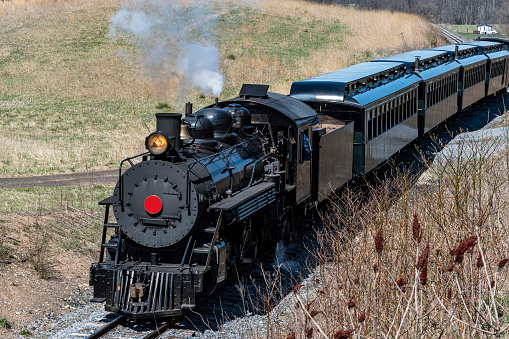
[146,133,168,155]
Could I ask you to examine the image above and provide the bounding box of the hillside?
[0,0,446,178]
[0,0,446,337]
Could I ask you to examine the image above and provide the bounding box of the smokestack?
[454,45,459,60]
[185,102,193,117]
[414,56,420,73]
[156,113,182,151]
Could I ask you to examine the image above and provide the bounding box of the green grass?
[0,185,113,213]
[448,24,508,40]
[217,5,348,98]
[0,318,11,329]
[19,329,32,336]
[221,10,346,60]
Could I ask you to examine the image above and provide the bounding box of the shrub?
[25,231,54,280]
[20,329,32,336]
[0,318,11,329]
[256,127,509,338]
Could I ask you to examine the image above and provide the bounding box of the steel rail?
[438,27,465,44]
[142,317,180,339]
[85,315,127,339]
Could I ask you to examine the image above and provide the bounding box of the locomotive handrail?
[215,148,234,192]
[179,234,194,271]
[118,152,149,211]
[242,158,258,187]
[248,154,270,188]
[114,230,122,265]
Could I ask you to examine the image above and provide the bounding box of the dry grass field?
[232,0,443,94]
[0,0,445,179]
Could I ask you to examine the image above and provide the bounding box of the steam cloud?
[108,0,225,98]
[273,241,301,272]
[179,44,224,97]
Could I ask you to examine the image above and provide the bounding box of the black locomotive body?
[89,86,354,319]
[90,39,509,319]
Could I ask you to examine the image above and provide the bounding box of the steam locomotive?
[89,38,509,319]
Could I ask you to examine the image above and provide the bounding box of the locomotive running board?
[208,182,276,221]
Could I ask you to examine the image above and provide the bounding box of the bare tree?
[307,0,507,24]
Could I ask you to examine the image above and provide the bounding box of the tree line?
[309,0,507,24]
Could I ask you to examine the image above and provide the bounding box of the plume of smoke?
[108,9,157,38]
[178,44,224,97]
[108,0,225,100]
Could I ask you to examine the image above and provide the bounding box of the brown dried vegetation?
[252,125,509,337]
[0,0,445,178]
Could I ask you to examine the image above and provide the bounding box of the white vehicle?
[477,24,498,35]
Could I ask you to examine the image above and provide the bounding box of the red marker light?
[144,195,162,215]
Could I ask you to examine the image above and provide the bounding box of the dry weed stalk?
[259,127,509,338]
[24,223,55,280]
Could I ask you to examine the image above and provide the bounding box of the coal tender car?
[90,39,509,319]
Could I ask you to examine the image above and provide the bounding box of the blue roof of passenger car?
[290,62,407,104]
[460,41,505,56]
[453,54,488,66]
[427,45,491,66]
[483,50,509,60]
[352,74,420,106]
[461,41,502,48]
[290,61,422,107]
[372,49,449,68]
[292,62,404,84]
[416,61,460,80]
[429,44,475,52]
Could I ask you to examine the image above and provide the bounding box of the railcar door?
[296,127,312,203]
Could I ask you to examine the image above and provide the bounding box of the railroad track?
[438,27,465,44]
[63,313,194,338]
[51,224,319,338]
[80,315,186,339]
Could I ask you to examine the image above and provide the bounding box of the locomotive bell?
[180,123,192,141]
